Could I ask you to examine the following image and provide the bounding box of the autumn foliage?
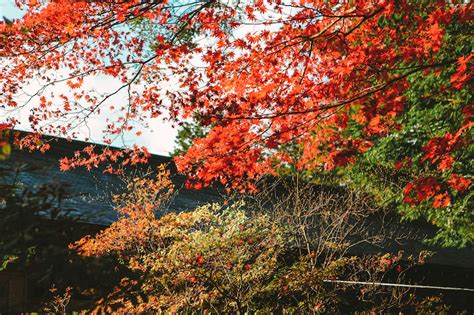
[0,1,472,245]
[72,170,435,313]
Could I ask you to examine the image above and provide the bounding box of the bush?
[71,169,443,313]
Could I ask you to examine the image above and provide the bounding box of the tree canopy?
[0,0,472,246]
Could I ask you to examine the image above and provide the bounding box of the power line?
[323,279,474,292]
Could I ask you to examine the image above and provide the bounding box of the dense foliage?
[336,11,474,247]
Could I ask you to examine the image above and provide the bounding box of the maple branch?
[267,6,381,56]
[267,15,343,53]
[280,3,382,18]
[341,7,384,37]
[219,62,453,121]
[90,1,165,31]
[70,55,158,131]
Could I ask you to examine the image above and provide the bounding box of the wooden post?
[0,271,27,313]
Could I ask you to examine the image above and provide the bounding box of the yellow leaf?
[2,144,11,155]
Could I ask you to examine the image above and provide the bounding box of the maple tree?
[0,0,472,245]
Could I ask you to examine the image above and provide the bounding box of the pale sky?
[0,0,24,19]
[0,0,178,156]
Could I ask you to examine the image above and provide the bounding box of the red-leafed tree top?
[1,1,472,244]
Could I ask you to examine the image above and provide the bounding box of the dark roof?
[6,135,221,225]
